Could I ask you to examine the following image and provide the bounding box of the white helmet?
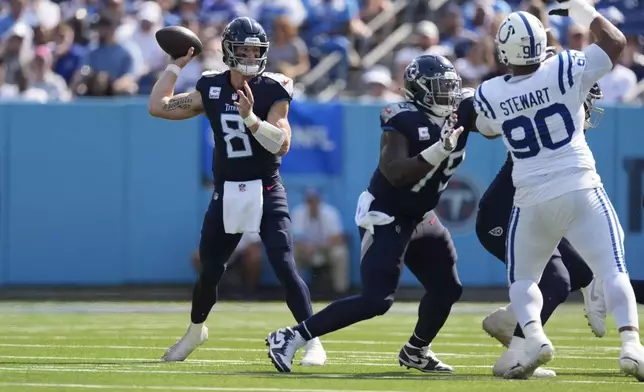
[496,11,547,66]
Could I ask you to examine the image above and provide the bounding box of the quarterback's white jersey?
[475,44,613,207]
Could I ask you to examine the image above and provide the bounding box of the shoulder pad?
[380,102,418,123]
[201,69,225,78]
[461,87,475,100]
[262,72,294,97]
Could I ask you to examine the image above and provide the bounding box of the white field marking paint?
[0,382,416,392]
[0,341,621,354]
[0,361,625,373]
[0,375,640,386]
[0,351,616,362]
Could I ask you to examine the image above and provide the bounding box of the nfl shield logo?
[232,93,238,100]
[239,183,246,192]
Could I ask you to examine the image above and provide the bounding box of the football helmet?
[403,55,462,118]
[221,17,269,76]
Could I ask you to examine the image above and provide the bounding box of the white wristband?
[419,143,450,166]
[165,64,181,76]
[243,112,259,127]
[573,7,601,29]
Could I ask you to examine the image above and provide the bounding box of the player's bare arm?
[378,131,435,187]
[235,81,291,156]
[549,0,625,62]
[589,15,626,63]
[148,47,204,120]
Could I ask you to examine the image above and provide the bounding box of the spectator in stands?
[0,57,20,100]
[26,45,71,102]
[157,0,181,27]
[437,3,477,59]
[596,7,639,103]
[301,0,362,86]
[622,36,644,81]
[192,233,263,298]
[265,16,310,80]
[248,0,307,38]
[358,65,402,103]
[454,37,494,87]
[73,67,114,96]
[292,188,350,294]
[129,2,166,75]
[394,21,452,89]
[599,58,638,103]
[200,0,248,32]
[566,23,588,51]
[128,1,167,93]
[0,0,35,37]
[175,15,204,93]
[53,22,87,84]
[1,22,32,86]
[73,13,138,95]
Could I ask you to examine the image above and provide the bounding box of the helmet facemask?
[584,87,604,129]
[404,68,462,118]
[223,39,269,76]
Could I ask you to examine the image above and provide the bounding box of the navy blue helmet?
[403,55,462,117]
[222,17,269,76]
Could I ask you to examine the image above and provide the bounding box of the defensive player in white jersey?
[474,2,644,381]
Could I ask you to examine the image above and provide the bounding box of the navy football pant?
[192,182,312,324]
[296,212,462,344]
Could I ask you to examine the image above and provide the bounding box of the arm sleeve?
[473,84,501,136]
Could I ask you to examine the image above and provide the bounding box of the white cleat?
[162,323,208,362]
[620,343,644,381]
[503,334,555,380]
[300,337,327,366]
[266,327,306,373]
[482,304,516,348]
[493,342,556,379]
[580,278,607,338]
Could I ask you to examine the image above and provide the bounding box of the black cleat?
[398,343,454,373]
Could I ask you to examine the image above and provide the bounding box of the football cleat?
[398,343,454,373]
[620,343,644,381]
[300,337,327,366]
[162,323,208,361]
[482,304,516,348]
[493,345,556,378]
[580,278,607,338]
[266,327,306,373]
[503,334,555,380]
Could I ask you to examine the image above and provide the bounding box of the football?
[155,26,203,60]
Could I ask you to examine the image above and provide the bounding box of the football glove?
[548,0,599,29]
[440,113,464,152]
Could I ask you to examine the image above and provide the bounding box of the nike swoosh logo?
[408,356,427,365]
[266,185,277,191]
[271,334,283,346]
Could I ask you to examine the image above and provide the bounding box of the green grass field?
[0,301,642,392]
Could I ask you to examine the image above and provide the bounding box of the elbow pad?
[254,121,286,154]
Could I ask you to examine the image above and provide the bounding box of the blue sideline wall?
[0,100,643,287]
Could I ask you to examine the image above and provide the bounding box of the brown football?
[155,26,203,59]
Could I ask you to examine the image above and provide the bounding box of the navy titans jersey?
[368,91,477,219]
[196,70,294,184]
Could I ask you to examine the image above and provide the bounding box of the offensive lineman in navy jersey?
[148,17,326,365]
[266,55,478,373]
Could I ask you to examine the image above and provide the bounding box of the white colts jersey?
[474,44,613,207]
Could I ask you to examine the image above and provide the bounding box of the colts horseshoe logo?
[497,21,515,44]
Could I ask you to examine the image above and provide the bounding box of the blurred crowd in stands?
[0,0,643,103]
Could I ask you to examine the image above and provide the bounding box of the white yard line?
[0,382,414,392]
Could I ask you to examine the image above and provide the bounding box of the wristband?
[418,143,450,166]
[165,64,181,76]
[243,112,259,127]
